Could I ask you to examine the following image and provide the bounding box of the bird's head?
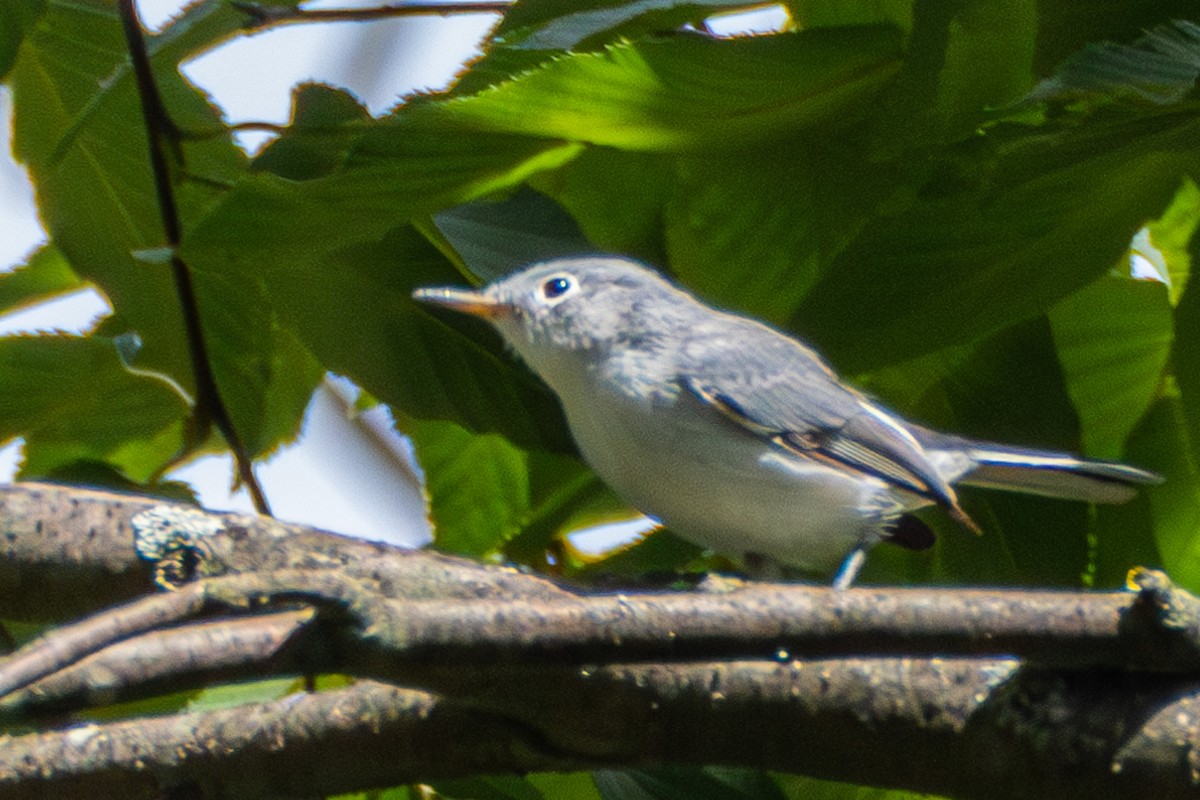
[414,256,691,374]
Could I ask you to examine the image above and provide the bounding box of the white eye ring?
[538,273,578,304]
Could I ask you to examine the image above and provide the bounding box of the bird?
[413,256,1162,587]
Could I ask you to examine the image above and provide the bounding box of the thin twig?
[234,1,513,31]
[116,0,272,515]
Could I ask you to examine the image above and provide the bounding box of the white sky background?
[0,1,789,551]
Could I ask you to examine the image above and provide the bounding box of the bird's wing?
[678,318,978,531]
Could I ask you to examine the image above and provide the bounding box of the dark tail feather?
[907,424,1162,504]
[956,445,1161,504]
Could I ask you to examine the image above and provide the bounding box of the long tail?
[911,427,1162,504]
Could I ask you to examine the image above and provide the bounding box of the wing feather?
[678,318,978,531]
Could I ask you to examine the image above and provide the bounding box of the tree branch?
[116,0,271,515]
[234,1,514,31]
[0,483,570,622]
[2,482,1199,798]
[0,662,1197,799]
[0,611,312,720]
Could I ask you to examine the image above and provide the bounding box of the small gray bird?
[414,256,1161,587]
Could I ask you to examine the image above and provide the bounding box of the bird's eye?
[541,275,573,300]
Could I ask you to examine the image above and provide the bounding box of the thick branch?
[4,559,1197,708]
[0,483,570,621]
[3,482,1199,798]
[0,662,1197,800]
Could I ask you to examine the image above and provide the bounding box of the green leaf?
[432,187,595,280]
[1023,20,1200,107]
[1087,493,1161,590]
[1049,276,1172,459]
[0,334,189,481]
[183,95,582,459]
[252,327,325,457]
[1122,396,1200,592]
[0,243,85,317]
[897,318,1092,587]
[0,0,44,80]
[787,2,911,30]
[440,27,904,152]
[401,414,596,560]
[867,0,1036,149]
[431,776,546,800]
[664,142,902,324]
[595,767,784,800]
[526,773,602,800]
[665,151,824,324]
[533,148,673,263]
[33,461,199,504]
[1146,177,1200,304]
[186,677,302,713]
[252,83,373,181]
[406,417,534,557]
[8,0,247,385]
[1173,221,1200,469]
[929,0,1037,134]
[1032,2,1200,76]
[3,0,318,467]
[183,123,582,270]
[263,225,572,454]
[776,774,942,800]
[795,114,1200,373]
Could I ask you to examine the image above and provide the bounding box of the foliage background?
[2,0,1200,795]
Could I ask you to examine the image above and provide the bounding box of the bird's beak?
[412,287,513,320]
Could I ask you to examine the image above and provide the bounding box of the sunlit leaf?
[8,0,245,384]
[440,27,903,152]
[399,414,594,560]
[0,244,84,317]
[526,773,603,800]
[595,767,784,800]
[1174,231,1200,471]
[776,774,941,800]
[3,0,317,467]
[1123,396,1200,592]
[1050,276,1173,459]
[0,334,188,480]
[432,775,547,800]
[1146,177,1200,303]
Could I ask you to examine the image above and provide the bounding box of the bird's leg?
[832,546,867,590]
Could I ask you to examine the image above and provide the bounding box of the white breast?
[552,365,900,573]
